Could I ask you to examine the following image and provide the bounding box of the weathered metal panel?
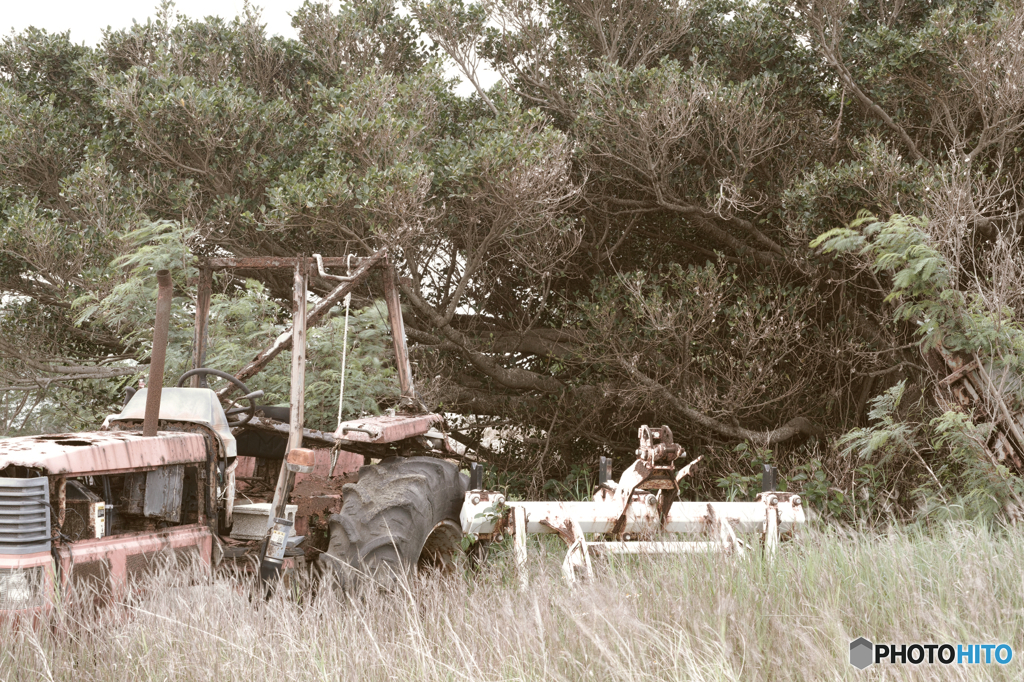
[123,473,146,515]
[334,414,443,443]
[110,387,236,459]
[125,550,163,580]
[143,466,184,522]
[70,559,111,591]
[0,431,208,477]
[57,524,213,592]
[235,455,257,479]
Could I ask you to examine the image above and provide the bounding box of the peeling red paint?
[0,431,209,476]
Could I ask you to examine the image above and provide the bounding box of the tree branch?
[620,360,824,446]
[400,283,566,393]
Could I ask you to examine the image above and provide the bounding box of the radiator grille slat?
[0,477,50,554]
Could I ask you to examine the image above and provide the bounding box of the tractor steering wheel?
[176,368,264,427]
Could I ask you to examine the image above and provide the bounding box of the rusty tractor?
[0,252,804,616]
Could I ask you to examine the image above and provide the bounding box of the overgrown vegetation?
[3,0,1024,521]
[5,523,1024,680]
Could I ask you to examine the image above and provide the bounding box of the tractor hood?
[107,387,236,459]
[0,430,209,476]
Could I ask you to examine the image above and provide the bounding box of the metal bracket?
[608,427,699,535]
[469,462,484,490]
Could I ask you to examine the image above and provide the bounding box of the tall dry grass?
[3,523,1024,681]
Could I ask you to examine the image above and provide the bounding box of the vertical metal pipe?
[143,269,173,437]
[382,259,416,400]
[287,258,307,452]
[267,258,307,531]
[190,266,213,388]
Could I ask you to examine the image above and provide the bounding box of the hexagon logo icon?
[850,637,874,670]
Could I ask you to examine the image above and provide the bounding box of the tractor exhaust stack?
[143,269,173,437]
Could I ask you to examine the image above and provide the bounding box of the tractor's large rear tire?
[319,456,467,591]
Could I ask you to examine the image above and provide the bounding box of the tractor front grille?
[0,477,51,554]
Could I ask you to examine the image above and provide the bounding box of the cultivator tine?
[559,518,593,585]
[764,493,780,561]
[539,514,595,586]
[707,503,744,556]
[512,505,529,591]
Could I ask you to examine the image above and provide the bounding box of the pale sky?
[3,0,496,95]
[4,0,303,45]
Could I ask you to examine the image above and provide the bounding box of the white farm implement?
[460,425,806,586]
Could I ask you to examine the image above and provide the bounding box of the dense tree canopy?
[2,0,1023,514]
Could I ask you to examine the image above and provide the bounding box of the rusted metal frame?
[461,493,804,583]
[266,258,307,532]
[190,266,213,388]
[143,270,174,437]
[206,256,367,269]
[287,259,308,454]
[217,249,386,397]
[203,436,216,534]
[382,256,416,400]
